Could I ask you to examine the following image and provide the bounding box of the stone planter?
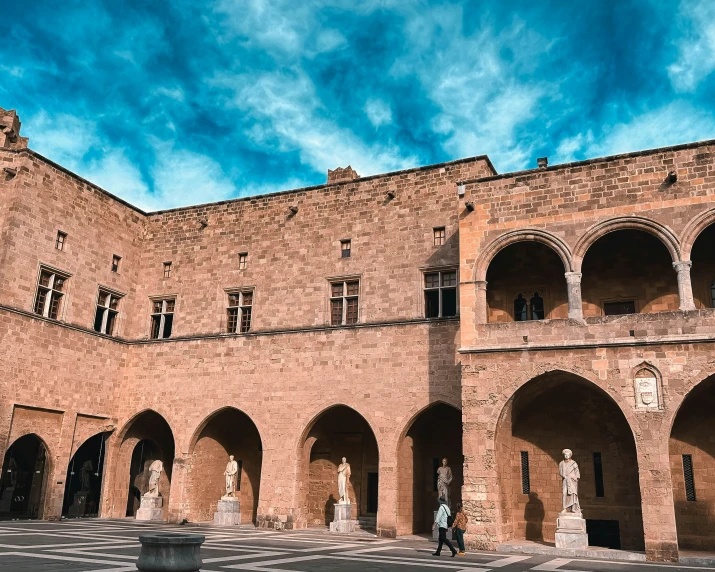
[136,533,204,572]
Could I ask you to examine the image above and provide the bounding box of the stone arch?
[493,368,644,550]
[474,229,574,282]
[185,406,263,524]
[0,433,52,519]
[680,207,715,262]
[296,404,380,530]
[573,216,680,272]
[668,371,715,550]
[396,401,462,535]
[62,431,109,518]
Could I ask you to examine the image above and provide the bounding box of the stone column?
[637,436,679,562]
[376,444,398,538]
[673,261,695,311]
[167,456,187,523]
[475,281,488,324]
[564,272,584,320]
[42,411,77,520]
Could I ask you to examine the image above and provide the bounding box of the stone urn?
[136,533,204,572]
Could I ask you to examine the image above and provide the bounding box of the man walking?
[432,496,457,557]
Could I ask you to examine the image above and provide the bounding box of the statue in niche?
[80,460,94,491]
[223,455,239,498]
[337,457,351,504]
[7,458,18,487]
[530,292,545,320]
[144,460,163,497]
[559,449,581,514]
[437,457,453,507]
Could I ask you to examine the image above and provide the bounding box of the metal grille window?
[520,451,530,494]
[150,298,175,339]
[593,452,605,497]
[341,239,351,258]
[604,301,635,316]
[683,454,696,502]
[55,231,66,251]
[330,280,359,325]
[163,262,172,278]
[238,253,248,270]
[111,255,121,273]
[227,291,253,334]
[711,280,715,308]
[433,227,446,246]
[424,270,458,318]
[34,268,68,319]
[94,290,121,336]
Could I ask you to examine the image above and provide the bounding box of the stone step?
[357,516,376,530]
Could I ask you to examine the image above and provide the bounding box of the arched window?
[514,293,528,321]
[530,292,544,320]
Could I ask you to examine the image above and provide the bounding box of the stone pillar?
[475,281,488,325]
[167,456,187,523]
[673,261,695,311]
[565,272,584,320]
[376,447,397,538]
[637,437,679,562]
[42,411,77,520]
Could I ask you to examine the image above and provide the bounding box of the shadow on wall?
[524,493,545,541]
[323,494,337,527]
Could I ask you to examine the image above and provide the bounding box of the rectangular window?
[238,252,248,270]
[227,290,253,334]
[424,269,458,318]
[330,280,359,325]
[94,289,121,336]
[150,298,175,339]
[163,262,172,279]
[683,454,696,502]
[520,451,530,494]
[55,231,67,251]
[593,452,605,497]
[433,227,446,246]
[34,267,69,320]
[603,301,635,316]
[111,255,121,273]
[341,239,351,258]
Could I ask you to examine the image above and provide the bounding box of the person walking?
[451,502,468,555]
[432,496,457,557]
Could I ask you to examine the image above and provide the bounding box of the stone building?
[1,106,714,562]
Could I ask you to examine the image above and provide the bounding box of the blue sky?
[1,0,714,210]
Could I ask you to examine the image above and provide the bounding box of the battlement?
[0,108,28,149]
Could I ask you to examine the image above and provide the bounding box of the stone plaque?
[635,376,660,409]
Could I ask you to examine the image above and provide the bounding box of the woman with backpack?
[451,502,468,555]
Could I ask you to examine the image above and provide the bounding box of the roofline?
[5,147,496,217]
[457,138,715,186]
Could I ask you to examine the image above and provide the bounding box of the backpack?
[447,513,455,527]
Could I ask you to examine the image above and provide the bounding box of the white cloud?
[364,99,392,128]
[668,0,715,92]
[213,69,416,176]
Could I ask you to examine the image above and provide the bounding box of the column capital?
[564,271,582,282]
[672,260,693,272]
[475,280,488,291]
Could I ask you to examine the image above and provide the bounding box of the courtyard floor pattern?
[0,520,713,572]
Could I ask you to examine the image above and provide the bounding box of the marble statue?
[437,458,453,507]
[337,457,351,504]
[223,455,239,498]
[559,449,581,513]
[145,459,163,497]
[80,460,94,491]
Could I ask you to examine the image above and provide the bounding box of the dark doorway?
[0,435,48,519]
[62,433,108,518]
[587,519,621,549]
[367,472,378,514]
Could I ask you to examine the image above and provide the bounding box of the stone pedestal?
[136,495,164,521]
[213,498,241,526]
[0,487,14,513]
[329,502,357,533]
[555,513,588,549]
[431,510,454,540]
[67,491,90,518]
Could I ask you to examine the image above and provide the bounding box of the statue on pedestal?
[337,457,351,504]
[80,460,94,492]
[559,449,581,514]
[144,460,163,497]
[223,455,239,498]
[437,458,453,507]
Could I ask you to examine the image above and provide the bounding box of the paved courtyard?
[0,520,714,572]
